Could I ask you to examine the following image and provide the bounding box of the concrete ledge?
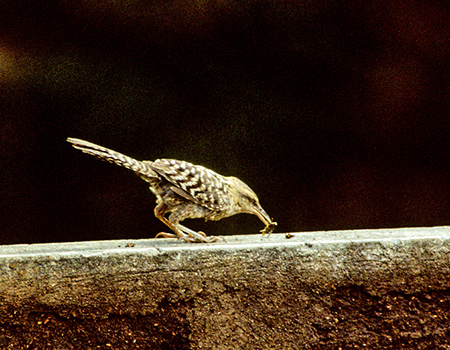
[1,227,450,348]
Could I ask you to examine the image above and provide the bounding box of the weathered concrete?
[1,227,450,349]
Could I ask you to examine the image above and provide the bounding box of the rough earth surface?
[0,228,449,349]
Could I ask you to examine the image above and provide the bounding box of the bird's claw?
[180,234,219,243]
[155,231,221,243]
[155,232,177,239]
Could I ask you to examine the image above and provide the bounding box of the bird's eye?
[243,194,257,206]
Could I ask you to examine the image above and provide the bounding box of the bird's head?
[227,176,277,234]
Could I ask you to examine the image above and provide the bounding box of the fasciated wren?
[67,138,277,243]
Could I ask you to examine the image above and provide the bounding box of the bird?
[67,138,277,243]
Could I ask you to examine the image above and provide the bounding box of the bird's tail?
[67,138,158,181]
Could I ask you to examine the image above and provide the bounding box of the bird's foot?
[178,225,223,243]
[155,230,221,243]
[180,233,219,243]
[155,232,177,239]
[181,230,222,243]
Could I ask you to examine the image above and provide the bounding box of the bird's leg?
[167,209,219,243]
[178,224,207,237]
[154,202,190,240]
[154,203,217,242]
[177,224,220,243]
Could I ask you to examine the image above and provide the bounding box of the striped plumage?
[149,159,231,211]
[67,138,276,242]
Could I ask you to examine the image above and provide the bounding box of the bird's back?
[148,159,231,212]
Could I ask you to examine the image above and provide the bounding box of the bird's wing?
[150,159,230,211]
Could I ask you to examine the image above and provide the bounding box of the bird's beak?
[250,205,273,227]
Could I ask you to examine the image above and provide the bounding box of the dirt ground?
[1,286,449,349]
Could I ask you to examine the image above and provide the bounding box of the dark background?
[2,0,450,245]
